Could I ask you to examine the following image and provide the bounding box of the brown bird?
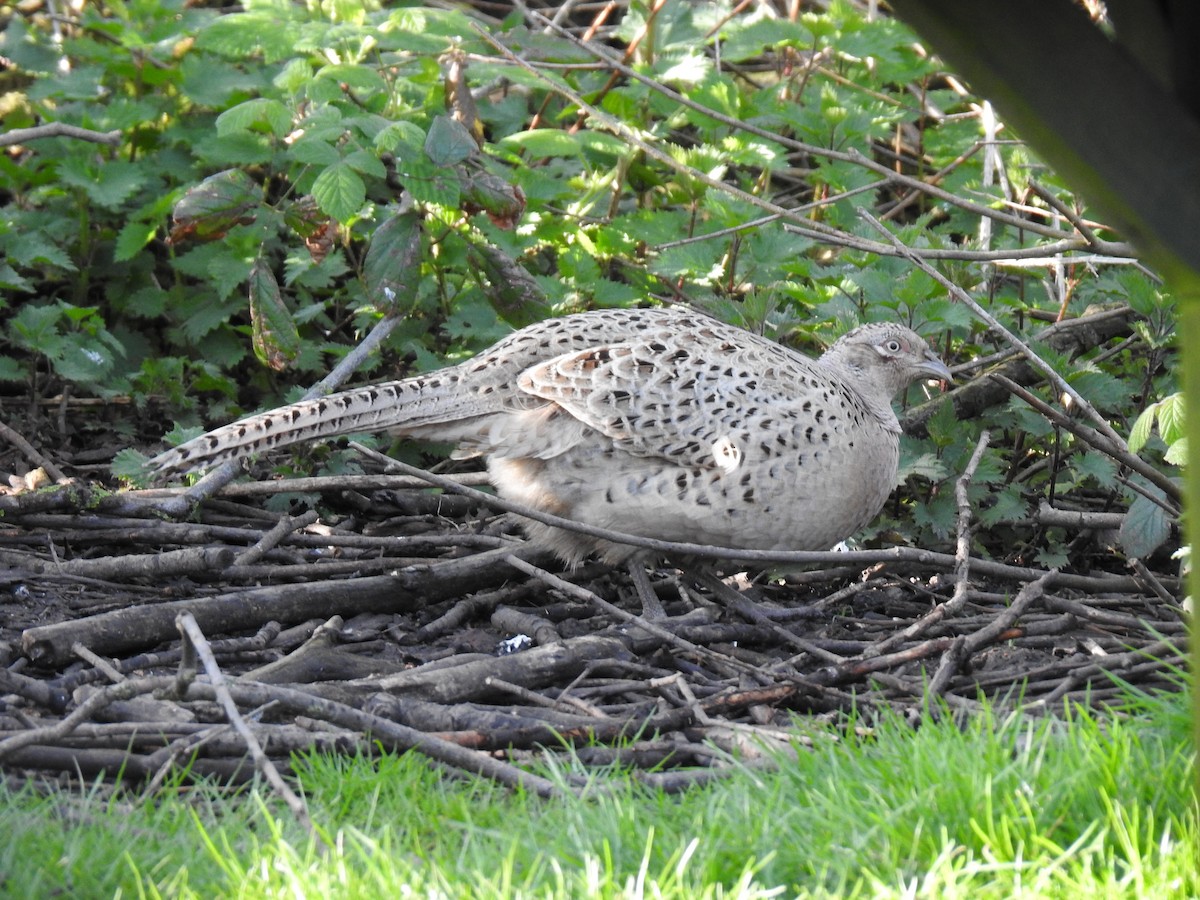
[149,307,951,564]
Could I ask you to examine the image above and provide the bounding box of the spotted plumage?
[149,307,951,563]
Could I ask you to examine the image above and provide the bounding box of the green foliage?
[1130,392,1185,464]
[0,0,1181,570]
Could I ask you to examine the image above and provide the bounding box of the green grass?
[1,687,1194,898]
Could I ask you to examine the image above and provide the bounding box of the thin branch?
[176,613,324,849]
[1,123,122,147]
[0,421,68,482]
[992,374,1182,507]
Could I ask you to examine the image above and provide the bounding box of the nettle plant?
[0,0,1179,567]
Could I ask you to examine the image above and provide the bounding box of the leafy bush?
[0,0,1179,568]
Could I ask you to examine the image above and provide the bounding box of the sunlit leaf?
[311,162,366,223]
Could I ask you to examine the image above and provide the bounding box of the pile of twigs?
[0,459,1186,800]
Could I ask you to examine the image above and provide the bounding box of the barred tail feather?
[148,368,500,475]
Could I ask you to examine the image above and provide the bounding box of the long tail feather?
[148,367,498,475]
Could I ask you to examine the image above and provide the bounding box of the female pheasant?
[150,307,951,563]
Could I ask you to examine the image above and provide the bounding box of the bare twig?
[176,613,323,848]
[0,421,68,482]
[233,509,320,567]
[1,123,122,147]
[868,431,991,655]
[992,374,1181,506]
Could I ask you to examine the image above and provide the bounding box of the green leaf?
[314,63,387,94]
[53,333,116,384]
[0,355,26,381]
[58,159,146,209]
[499,129,586,159]
[196,10,303,63]
[111,447,150,481]
[311,162,366,223]
[897,451,949,483]
[363,211,423,312]
[1165,436,1188,466]
[343,149,386,178]
[424,115,477,167]
[399,158,461,207]
[114,220,159,262]
[0,263,34,292]
[216,98,293,137]
[374,121,427,155]
[11,304,66,355]
[1119,487,1172,559]
[248,257,300,371]
[6,232,76,271]
[1128,405,1155,454]
[1156,392,1186,445]
[978,486,1028,528]
[288,136,341,166]
[924,398,961,449]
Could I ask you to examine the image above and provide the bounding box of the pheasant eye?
[883,339,902,353]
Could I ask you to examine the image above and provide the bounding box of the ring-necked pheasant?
[149,307,952,564]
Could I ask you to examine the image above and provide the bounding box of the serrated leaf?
[315,63,387,93]
[363,211,422,312]
[311,162,365,223]
[0,355,25,381]
[896,451,949,483]
[111,447,150,481]
[374,121,427,154]
[343,148,386,178]
[114,220,158,262]
[54,336,114,383]
[59,158,146,209]
[248,258,300,372]
[401,158,461,207]
[924,398,960,449]
[1119,488,1173,559]
[196,10,302,63]
[7,232,76,270]
[424,115,477,167]
[288,136,340,166]
[978,486,1028,528]
[11,304,65,354]
[1070,451,1119,488]
[0,263,33,292]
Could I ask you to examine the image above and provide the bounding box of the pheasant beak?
[918,352,954,386]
